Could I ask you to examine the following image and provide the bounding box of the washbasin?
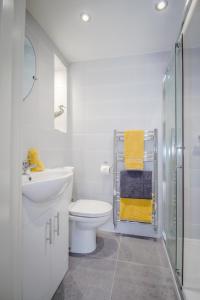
[22,167,74,203]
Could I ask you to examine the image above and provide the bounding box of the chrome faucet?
[22,160,35,175]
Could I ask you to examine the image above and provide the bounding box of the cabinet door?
[23,211,52,300]
[50,201,69,297]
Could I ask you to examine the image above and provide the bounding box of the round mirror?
[23,37,36,100]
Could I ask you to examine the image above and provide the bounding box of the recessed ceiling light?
[155,1,168,11]
[80,13,91,22]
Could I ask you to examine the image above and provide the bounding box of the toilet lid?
[69,200,112,218]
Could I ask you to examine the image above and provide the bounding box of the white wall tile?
[69,52,169,235]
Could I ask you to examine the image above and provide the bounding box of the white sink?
[22,167,74,203]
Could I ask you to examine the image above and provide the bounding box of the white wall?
[22,13,71,167]
[69,52,169,236]
[0,0,26,299]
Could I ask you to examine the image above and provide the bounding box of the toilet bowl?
[69,199,112,254]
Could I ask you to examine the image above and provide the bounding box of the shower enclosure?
[163,1,200,299]
[163,39,184,286]
[183,2,200,299]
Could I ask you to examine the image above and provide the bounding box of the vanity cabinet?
[23,210,52,300]
[51,201,69,297]
[23,195,69,300]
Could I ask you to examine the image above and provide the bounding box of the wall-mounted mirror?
[23,37,36,100]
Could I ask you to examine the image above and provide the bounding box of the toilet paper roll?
[100,164,111,175]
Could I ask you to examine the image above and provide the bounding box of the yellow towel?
[120,198,153,223]
[27,148,45,172]
[124,130,144,170]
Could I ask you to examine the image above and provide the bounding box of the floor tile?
[111,261,178,300]
[119,236,169,268]
[52,232,178,300]
[61,256,116,300]
[89,231,120,260]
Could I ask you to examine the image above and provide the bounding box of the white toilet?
[69,199,112,254]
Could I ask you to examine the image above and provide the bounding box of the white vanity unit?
[22,167,74,300]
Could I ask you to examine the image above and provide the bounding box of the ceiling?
[27,0,187,62]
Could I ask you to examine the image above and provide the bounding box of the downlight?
[155,1,168,11]
[80,13,91,22]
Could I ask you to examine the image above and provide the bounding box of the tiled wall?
[22,13,70,167]
[69,52,169,235]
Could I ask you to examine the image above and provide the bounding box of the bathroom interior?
[1,0,200,299]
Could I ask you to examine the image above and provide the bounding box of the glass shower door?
[163,57,177,269]
[175,38,184,285]
[163,42,184,285]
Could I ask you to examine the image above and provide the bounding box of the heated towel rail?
[113,129,158,231]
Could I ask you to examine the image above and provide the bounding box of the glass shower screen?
[163,40,184,286]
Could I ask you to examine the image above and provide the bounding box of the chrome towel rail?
[113,129,158,232]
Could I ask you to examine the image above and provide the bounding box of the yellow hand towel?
[27,148,45,172]
[120,198,153,224]
[124,130,144,170]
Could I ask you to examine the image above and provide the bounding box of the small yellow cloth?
[120,198,153,223]
[27,148,45,172]
[124,130,144,170]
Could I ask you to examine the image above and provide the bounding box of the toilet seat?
[69,199,112,218]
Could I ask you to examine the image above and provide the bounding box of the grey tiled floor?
[52,231,178,300]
